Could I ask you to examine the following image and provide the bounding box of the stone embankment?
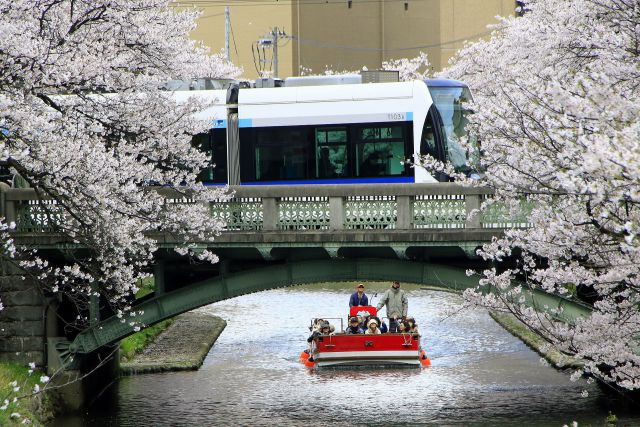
[120,312,226,375]
[489,311,582,369]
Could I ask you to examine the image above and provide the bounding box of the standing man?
[376,281,408,332]
[349,283,369,307]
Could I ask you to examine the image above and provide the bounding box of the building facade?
[184,0,516,79]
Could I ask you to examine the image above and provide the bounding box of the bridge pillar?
[396,196,411,229]
[47,343,120,413]
[262,197,277,231]
[0,260,46,366]
[465,194,482,228]
[329,197,344,230]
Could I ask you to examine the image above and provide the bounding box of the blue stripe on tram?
[239,177,415,185]
[202,177,415,186]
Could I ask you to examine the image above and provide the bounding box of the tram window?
[315,127,348,178]
[355,125,406,177]
[428,85,474,173]
[255,128,310,180]
[195,129,227,183]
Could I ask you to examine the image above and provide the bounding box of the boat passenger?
[307,320,331,343]
[320,322,333,335]
[357,315,365,330]
[349,283,369,307]
[345,316,364,334]
[376,281,408,333]
[365,318,382,335]
[309,318,324,332]
[307,329,321,343]
[369,315,388,333]
[406,316,420,335]
[398,321,411,333]
[361,315,371,331]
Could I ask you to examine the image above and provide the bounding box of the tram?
[182,74,475,185]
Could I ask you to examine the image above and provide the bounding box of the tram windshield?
[426,81,475,174]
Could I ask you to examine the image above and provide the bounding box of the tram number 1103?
[387,113,406,121]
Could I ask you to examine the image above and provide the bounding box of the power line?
[229,15,239,60]
[289,30,494,52]
[176,0,428,3]
[198,11,225,19]
[173,0,434,7]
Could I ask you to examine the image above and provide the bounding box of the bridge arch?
[69,259,479,355]
[68,258,591,357]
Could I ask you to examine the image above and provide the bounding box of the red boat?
[300,306,431,368]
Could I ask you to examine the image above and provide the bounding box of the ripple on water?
[49,286,640,427]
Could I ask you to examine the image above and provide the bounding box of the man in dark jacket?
[345,316,364,334]
[349,283,369,307]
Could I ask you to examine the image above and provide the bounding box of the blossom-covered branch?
[443,0,640,389]
[0,1,234,331]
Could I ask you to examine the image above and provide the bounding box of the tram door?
[420,105,448,182]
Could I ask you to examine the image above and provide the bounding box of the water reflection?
[50,284,639,426]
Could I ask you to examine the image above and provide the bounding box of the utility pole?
[225,7,230,61]
[257,27,290,78]
[272,27,279,78]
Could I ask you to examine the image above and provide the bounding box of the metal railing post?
[465,193,482,229]
[396,196,411,229]
[329,196,344,230]
[262,197,278,231]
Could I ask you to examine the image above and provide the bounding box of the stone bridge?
[0,183,589,370]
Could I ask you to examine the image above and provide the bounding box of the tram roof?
[424,79,468,88]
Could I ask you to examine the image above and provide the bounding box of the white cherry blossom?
[0,1,233,330]
[443,0,640,389]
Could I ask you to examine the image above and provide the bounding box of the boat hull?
[312,334,422,368]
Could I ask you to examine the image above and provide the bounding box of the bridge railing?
[0,183,532,233]
[198,183,531,232]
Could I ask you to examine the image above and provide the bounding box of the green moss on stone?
[119,319,174,362]
[490,311,582,369]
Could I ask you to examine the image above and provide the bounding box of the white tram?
[177,74,475,185]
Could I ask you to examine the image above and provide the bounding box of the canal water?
[51,283,640,426]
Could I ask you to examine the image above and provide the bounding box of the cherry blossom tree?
[299,51,432,81]
[382,51,432,81]
[0,1,233,336]
[443,0,640,389]
[203,51,243,80]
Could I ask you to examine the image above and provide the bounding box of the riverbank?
[120,318,174,361]
[50,287,628,426]
[416,286,583,370]
[489,311,582,369]
[0,362,57,426]
[120,312,227,375]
